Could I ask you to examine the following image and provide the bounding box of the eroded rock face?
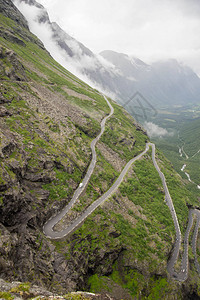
[0,27,26,46]
[0,0,45,49]
[0,113,104,293]
[0,123,127,292]
[0,0,28,29]
[0,93,10,104]
[0,130,60,288]
[0,46,28,81]
[1,2,200,299]
[0,278,116,300]
[0,105,12,117]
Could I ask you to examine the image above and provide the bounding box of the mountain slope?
[101,50,200,109]
[100,50,149,80]
[14,0,200,110]
[0,1,200,299]
[178,118,200,191]
[154,116,200,196]
[13,0,122,97]
[179,117,200,157]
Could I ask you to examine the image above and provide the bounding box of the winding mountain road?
[43,95,114,238]
[43,95,200,281]
[191,210,200,274]
[178,137,200,189]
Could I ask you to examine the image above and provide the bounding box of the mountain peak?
[1,1,200,298]
[100,49,149,80]
[12,0,200,106]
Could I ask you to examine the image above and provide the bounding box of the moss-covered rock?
[0,1,200,299]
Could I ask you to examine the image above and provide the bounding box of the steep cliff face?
[0,0,44,50]
[0,0,28,29]
[13,0,122,97]
[13,0,200,109]
[0,1,200,299]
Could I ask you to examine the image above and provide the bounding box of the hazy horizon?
[30,0,200,76]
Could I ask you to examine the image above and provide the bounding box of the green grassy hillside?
[153,115,200,196]
[179,118,200,157]
[0,2,200,299]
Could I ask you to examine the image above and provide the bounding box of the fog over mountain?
[13,0,200,109]
[13,0,121,99]
[33,0,200,76]
[101,50,200,107]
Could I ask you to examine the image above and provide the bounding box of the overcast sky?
[34,0,200,74]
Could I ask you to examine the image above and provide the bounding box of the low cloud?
[34,0,200,76]
[144,121,173,138]
[13,0,120,97]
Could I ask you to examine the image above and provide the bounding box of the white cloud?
[14,0,123,101]
[34,0,200,75]
[12,0,120,93]
[144,122,173,138]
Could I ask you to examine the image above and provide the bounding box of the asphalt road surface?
[191,210,200,274]
[43,97,200,281]
[43,95,114,238]
[151,143,200,281]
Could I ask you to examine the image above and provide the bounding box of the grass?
[10,282,30,293]
[88,262,171,299]
[101,101,148,162]
[50,145,196,296]
[156,149,198,234]
[88,274,112,293]
[52,149,182,296]
[0,292,14,300]
[1,10,200,297]
[151,107,200,200]
[71,148,119,212]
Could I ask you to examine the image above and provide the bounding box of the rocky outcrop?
[0,122,126,292]
[0,26,26,46]
[0,91,123,293]
[0,105,12,117]
[0,1,200,299]
[0,278,115,299]
[0,128,61,288]
[0,0,28,29]
[0,0,45,49]
[0,46,28,81]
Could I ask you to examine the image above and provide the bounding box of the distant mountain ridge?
[14,0,200,108]
[1,0,200,298]
[100,50,149,79]
[101,50,200,107]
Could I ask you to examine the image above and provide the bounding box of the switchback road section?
[43,96,200,281]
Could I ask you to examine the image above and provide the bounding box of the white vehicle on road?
[79,182,83,188]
